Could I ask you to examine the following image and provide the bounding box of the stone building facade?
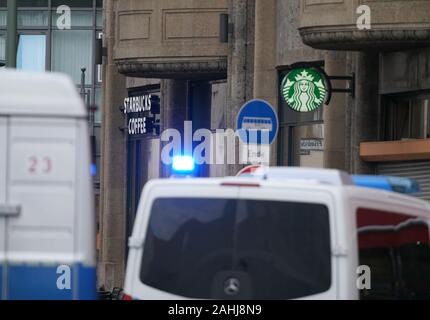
[99,0,430,289]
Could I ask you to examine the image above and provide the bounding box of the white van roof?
[0,69,86,118]
[146,176,430,213]
[252,167,354,186]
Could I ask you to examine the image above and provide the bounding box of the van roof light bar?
[352,175,421,194]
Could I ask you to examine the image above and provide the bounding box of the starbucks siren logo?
[282,68,327,112]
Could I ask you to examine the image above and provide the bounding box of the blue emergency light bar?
[352,175,421,194]
[172,155,195,173]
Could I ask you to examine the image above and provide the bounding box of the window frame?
[381,91,430,141]
[16,30,49,71]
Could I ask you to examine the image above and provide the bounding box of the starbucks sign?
[281,67,330,113]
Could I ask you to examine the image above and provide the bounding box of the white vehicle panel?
[7,117,76,261]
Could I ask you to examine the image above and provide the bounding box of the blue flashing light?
[352,175,421,194]
[386,176,421,194]
[352,175,392,191]
[172,156,195,173]
[90,163,97,177]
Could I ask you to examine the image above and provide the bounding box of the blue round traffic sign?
[236,99,279,145]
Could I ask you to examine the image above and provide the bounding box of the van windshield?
[140,198,331,300]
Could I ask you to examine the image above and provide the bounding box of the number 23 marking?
[29,156,53,174]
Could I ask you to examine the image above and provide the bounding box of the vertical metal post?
[6,0,17,68]
[80,68,87,98]
[81,67,95,136]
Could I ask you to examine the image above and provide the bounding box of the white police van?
[0,70,96,300]
[124,166,430,300]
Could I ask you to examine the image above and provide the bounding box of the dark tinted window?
[17,0,48,7]
[140,198,331,300]
[51,0,92,8]
[357,208,430,300]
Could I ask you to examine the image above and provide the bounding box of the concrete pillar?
[254,0,277,166]
[160,79,188,178]
[323,51,348,171]
[226,0,255,176]
[254,0,276,106]
[350,52,379,174]
[98,0,128,291]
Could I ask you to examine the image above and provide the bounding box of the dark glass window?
[357,208,430,300]
[140,198,331,300]
[382,95,430,141]
[17,0,48,7]
[51,0,93,8]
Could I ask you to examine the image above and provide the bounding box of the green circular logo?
[281,68,328,113]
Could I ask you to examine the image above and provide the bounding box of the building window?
[51,30,93,84]
[96,9,102,27]
[17,10,49,28]
[382,94,430,141]
[16,33,46,71]
[51,10,93,28]
[94,86,102,123]
[0,33,5,62]
[0,10,6,27]
[51,0,93,7]
[17,0,48,6]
